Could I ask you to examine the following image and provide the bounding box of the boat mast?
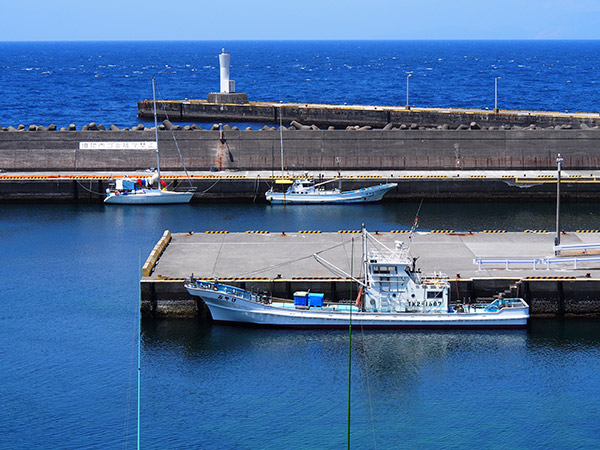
[362,224,368,289]
[152,77,162,187]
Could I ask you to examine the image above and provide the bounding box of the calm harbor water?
[1,202,600,449]
[2,40,600,448]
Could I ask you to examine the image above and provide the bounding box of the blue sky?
[3,0,599,41]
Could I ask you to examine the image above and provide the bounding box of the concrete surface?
[150,230,600,281]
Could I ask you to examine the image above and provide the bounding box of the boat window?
[426,291,439,299]
[372,265,397,274]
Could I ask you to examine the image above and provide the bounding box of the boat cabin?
[364,243,449,313]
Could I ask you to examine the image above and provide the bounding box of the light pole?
[406,74,412,110]
[494,77,500,113]
[555,153,564,252]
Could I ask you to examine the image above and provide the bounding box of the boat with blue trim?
[184,226,529,328]
[265,178,397,204]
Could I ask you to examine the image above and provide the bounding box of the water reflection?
[141,319,600,449]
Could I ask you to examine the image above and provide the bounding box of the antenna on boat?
[151,77,162,188]
[407,199,423,250]
[362,224,368,289]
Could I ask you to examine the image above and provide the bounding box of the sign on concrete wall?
[79,141,157,150]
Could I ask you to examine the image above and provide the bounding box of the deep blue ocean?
[1,41,600,449]
[0,40,599,129]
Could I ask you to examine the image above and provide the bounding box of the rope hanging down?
[155,83,194,189]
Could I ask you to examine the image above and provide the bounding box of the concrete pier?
[3,170,600,203]
[141,230,600,319]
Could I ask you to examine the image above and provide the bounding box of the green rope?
[347,238,354,450]
[137,248,141,450]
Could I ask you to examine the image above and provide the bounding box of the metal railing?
[474,256,600,270]
[553,242,600,255]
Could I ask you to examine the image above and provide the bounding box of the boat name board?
[79,141,157,150]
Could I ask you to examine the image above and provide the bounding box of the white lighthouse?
[219,49,233,93]
[208,49,248,104]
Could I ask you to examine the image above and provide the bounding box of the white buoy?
[219,49,231,93]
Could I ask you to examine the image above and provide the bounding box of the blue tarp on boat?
[122,179,135,190]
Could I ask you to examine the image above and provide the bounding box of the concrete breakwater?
[140,231,600,319]
[137,100,600,129]
[1,127,600,172]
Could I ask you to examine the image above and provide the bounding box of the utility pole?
[555,153,564,253]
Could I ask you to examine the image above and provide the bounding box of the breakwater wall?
[137,100,600,129]
[140,277,600,320]
[1,128,600,172]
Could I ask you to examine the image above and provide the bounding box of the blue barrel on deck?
[294,291,308,306]
[308,293,324,307]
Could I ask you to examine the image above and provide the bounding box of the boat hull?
[104,189,193,204]
[186,286,529,329]
[266,183,397,204]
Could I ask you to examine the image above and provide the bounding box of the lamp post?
[555,153,564,252]
[279,100,284,174]
[494,77,500,113]
[406,74,412,110]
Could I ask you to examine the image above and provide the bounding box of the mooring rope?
[76,180,105,196]
[237,239,350,278]
[200,178,222,193]
[155,83,194,188]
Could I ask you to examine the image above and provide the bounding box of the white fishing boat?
[104,78,194,205]
[185,226,529,328]
[265,178,397,204]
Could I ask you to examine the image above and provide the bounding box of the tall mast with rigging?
[152,77,161,187]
